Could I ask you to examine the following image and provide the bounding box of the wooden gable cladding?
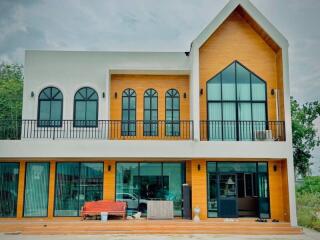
[110,74,190,121]
[199,8,285,123]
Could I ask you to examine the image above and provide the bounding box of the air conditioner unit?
[255,130,273,141]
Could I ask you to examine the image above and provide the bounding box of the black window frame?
[143,88,158,136]
[121,88,136,136]
[165,89,180,136]
[37,87,63,127]
[206,61,268,141]
[73,87,99,128]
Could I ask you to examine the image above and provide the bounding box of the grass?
[296,176,320,231]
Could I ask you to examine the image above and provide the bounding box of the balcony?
[0,120,193,140]
[200,120,286,141]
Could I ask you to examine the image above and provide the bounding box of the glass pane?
[139,163,162,203]
[218,162,257,173]
[252,75,266,101]
[151,97,157,109]
[223,103,236,140]
[173,111,179,121]
[173,98,179,110]
[258,162,268,173]
[163,163,183,216]
[207,75,221,101]
[24,163,49,217]
[236,64,251,100]
[39,101,50,121]
[50,101,62,122]
[144,97,150,109]
[75,101,86,122]
[52,88,59,98]
[122,97,128,109]
[219,175,236,197]
[54,163,80,216]
[207,162,217,172]
[116,163,139,215]
[222,64,236,100]
[208,103,222,140]
[129,110,136,121]
[0,163,19,217]
[208,173,218,217]
[151,110,157,121]
[144,110,150,121]
[166,111,172,121]
[252,103,266,121]
[166,97,172,110]
[79,163,103,210]
[86,101,97,121]
[130,97,136,109]
[238,103,252,141]
[87,88,94,98]
[122,110,128,121]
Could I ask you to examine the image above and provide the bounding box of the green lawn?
[296,176,320,231]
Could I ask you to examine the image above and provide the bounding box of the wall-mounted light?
[102,92,105,98]
[183,93,187,99]
[273,164,277,172]
[200,89,203,96]
[197,164,201,171]
[271,89,275,96]
[114,92,117,99]
[108,165,112,171]
[31,91,35,98]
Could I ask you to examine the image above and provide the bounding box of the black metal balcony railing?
[200,120,286,141]
[0,120,194,140]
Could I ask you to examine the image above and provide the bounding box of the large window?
[116,162,185,216]
[74,87,98,127]
[121,88,136,136]
[38,87,63,127]
[207,61,267,141]
[144,89,158,136]
[0,163,19,217]
[165,89,180,136]
[24,163,49,217]
[54,162,103,216]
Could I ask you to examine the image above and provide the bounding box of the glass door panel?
[218,174,238,218]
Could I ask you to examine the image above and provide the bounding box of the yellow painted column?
[103,160,116,200]
[16,160,26,219]
[191,159,207,219]
[47,160,56,219]
[268,160,284,221]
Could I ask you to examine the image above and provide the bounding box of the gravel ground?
[0,228,319,240]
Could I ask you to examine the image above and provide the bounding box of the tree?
[0,63,24,120]
[0,63,24,139]
[291,97,320,177]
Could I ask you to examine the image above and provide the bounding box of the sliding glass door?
[54,162,103,216]
[116,162,185,216]
[24,162,50,217]
[0,163,19,217]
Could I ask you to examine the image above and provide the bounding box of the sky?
[0,0,319,174]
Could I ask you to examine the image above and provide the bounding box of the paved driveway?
[0,228,319,240]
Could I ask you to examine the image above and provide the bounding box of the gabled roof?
[193,0,288,50]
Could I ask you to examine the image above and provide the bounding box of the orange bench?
[81,200,127,220]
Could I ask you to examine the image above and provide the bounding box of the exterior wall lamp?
[184,93,187,99]
[197,164,201,171]
[102,92,105,98]
[114,92,117,99]
[108,165,112,171]
[273,164,277,172]
[271,89,275,96]
[200,89,203,96]
[31,91,35,98]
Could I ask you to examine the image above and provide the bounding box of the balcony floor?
[0,218,302,235]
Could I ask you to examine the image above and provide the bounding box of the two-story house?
[0,0,297,227]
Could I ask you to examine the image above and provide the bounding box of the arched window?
[38,87,63,127]
[144,89,158,136]
[207,61,267,141]
[74,87,98,127]
[165,89,180,136]
[121,88,136,136]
